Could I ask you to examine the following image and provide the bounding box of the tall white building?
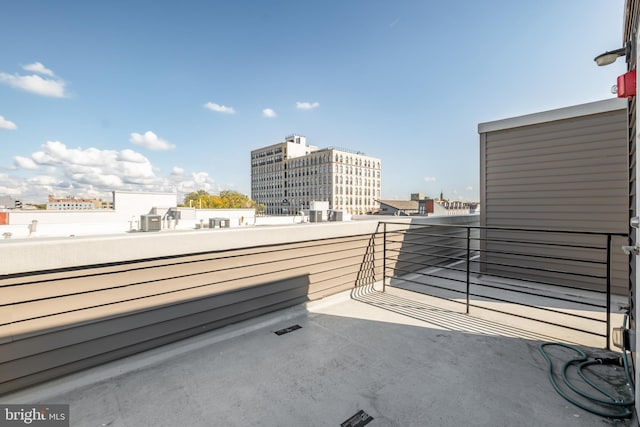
[251,135,381,215]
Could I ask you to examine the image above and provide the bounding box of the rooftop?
[1,216,632,425]
[377,199,419,210]
[3,286,630,426]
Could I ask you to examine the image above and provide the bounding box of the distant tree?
[182,190,258,209]
[182,190,210,208]
[219,190,255,209]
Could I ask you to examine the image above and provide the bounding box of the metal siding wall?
[630,94,636,331]
[626,14,639,391]
[385,226,474,277]
[482,108,629,294]
[380,217,481,284]
[479,134,488,274]
[0,233,383,395]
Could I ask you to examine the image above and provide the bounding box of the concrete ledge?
[0,216,478,276]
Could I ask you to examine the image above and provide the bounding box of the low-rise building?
[46,195,112,210]
[377,193,477,216]
[377,200,419,216]
[0,196,16,209]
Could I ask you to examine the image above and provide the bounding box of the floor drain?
[341,409,373,427]
[274,324,302,336]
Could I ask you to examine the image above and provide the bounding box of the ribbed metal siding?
[624,0,638,371]
[481,108,629,294]
[629,94,637,330]
[384,224,479,278]
[0,233,383,395]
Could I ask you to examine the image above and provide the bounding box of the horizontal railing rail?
[0,229,386,395]
[380,221,628,349]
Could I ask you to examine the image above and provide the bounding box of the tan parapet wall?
[0,216,479,395]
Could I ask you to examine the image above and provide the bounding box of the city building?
[377,199,420,216]
[251,135,381,215]
[428,199,478,216]
[377,193,478,216]
[0,195,16,209]
[46,195,113,210]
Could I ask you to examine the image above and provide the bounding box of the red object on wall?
[617,70,636,98]
[0,212,7,225]
[426,199,434,214]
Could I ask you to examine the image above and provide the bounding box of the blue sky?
[0,0,627,203]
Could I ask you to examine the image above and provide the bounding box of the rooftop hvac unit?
[140,214,162,232]
[328,210,343,221]
[209,217,230,229]
[309,210,323,223]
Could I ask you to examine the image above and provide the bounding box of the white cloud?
[32,141,107,166]
[171,171,216,195]
[29,140,157,189]
[192,172,213,188]
[117,149,148,163]
[23,62,55,77]
[28,175,62,186]
[424,176,437,183]
[204,102,236,114]
[71,171,123,187]
[262,108,277,118]
[0,66,67,97]
[296,101,320,110]
[129,131,176,151]
[466,186,473,191]
[14,156,38,170]
[6,140,226,203]
[0,115,17,130]
[0,174,26,196]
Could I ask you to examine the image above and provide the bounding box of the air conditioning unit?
[209,217,230,229]
[309,210,323,223]
[329,210,343,221]
[140,214,162,232]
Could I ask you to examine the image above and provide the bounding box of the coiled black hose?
[538,315,635,419]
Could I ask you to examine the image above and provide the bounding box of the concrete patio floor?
[386,261,628,349]
[2,286,633,426]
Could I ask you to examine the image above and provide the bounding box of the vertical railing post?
[466,227,471,314]
[606,233,612,350]
[382,222,387,292]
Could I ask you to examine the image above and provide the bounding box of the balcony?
[0,217,634,425]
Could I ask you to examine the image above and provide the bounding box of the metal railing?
[379,222,628,349]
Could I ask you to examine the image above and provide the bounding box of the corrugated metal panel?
[0,232,384,395]
[480,104,628,294]
[384,224,474,278]
[482,231,627,292]
[626,2,637,362]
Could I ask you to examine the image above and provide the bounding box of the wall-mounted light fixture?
[593,41,636,97]
[594,42,630,66]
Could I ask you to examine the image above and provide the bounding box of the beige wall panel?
[1,275,311,364]
[0,297,306,395]
[3,238,371,310]
[0,228,391,395]
[480,104,628,295]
